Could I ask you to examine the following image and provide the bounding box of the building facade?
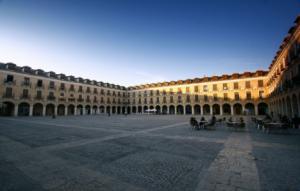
[0,16,300,118]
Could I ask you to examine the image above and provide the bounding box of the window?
[246,92,251,100]
[204,95,208,102]
[164,97,167,103]
[186,87,190,93]
[156,97,159,103]
[213,94,218,101]
[22,89,29,98]
[36,90,42,98]
[195,95,199,102]
[5,87,13,97]
[194,86,198,93]
[170,88,174,95]
[70,84,75,91]
[234,92,239,101]
[223,83,228,90]
[37,80,43,87]
[6,75,14,82]
[60,92,64,97]
[203,85,208,92]
[245,81,251,89]
[150,90,153,96]
[234,82,239,90]
[78,86,83,92]
[60,83,65,90]
[163,90,166,95]
[144,98,147,104]
[156,90,160,96]
[86,87,91,93]
[259,91,264,99]
[258,80,264,88]
[177,88,182,94]
[178,96,182,103]
[186,95,190,103]
[94,88,98,94]
[224,93,228,101]
[170,96,173,103]
[213,84,217,91]
[23,77,30,86]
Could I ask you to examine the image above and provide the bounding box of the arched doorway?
[169,105,175,114]
[99,106,105,113]
[245,103,255,115]
[194,104,201,115]
[117,106,121,114]
[132,106,137,113]
[85,105,91,115]
[177,105,184,114]
[292,94,298,117]
[46,104,55,116]
[112,106,116,114]
[258,102,268,115]
[138,106,142,113]
[222,104,231,115]
[0,102,15,116]
[92,105,98,114]
[67,105,75,115]
[106,106,111,114]
[18,102,30,116]
[212,104,220,115]
[185,105,192,115]
[57,104,65,116]
[122,106,126,114]
[162,105,168,114]
[143,106,148,112]
[233,103,242,115]
[155,105,161,114]
[127,106,131,114]
[77,105,83,115]
[286,97,292,117]
[33,103,43,116]
[203,104,210,115]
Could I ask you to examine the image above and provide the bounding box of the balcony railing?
[2,94,14,98]
[3,80,16,85]
[36,84,44,89]
[35,96,44,100]
[20,95,31,100]
[59,98,66,102]
[47,96,56,101]
[68,98,76,102]
[69,88,75,92]
[21,81,31,87]
[48,85,56,90]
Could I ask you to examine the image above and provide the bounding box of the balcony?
[35,96,43,101]
[47,96,56,101]
[20,94,31,100]
[86,99,91,103]
[36,84,44,89]
[3,80,16,86]
[21,81,31,87]
[48,85,56,90]
[59,97,66,102]
[77,98,84,102]
[2,94,14,99]
[59,87,66,91]
[69,88,75,92]
[68,98,76,102]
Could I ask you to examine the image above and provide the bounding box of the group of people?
[190,115,216,130]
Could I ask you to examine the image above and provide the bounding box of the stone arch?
[162,105,168,114]
[46,104,55,116]
[112,106,116,114]
[99,106,105,113]
[222,103,231,115]
[138,106,142,113]
[203,104,210,115]
[18,102,30,116]
[33,103,43,116]
[177,105,184,114]
[143,106,148,112]
[67,104,75,115]
[169,105,175,114]
[92,105,98,114]
[185,105,192,115]
[57,104,65,116]
[194,104,201,115]
[155,105,161,114]
[0,101,15,116]
[212,104,220,115]
[258,102,269,116]
[245,103,255,115]
[85,105,91,115]
[132,106,137,113]
[106,106,111,114]
[233,103,242,115]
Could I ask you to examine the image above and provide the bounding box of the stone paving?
[0,115,300,191]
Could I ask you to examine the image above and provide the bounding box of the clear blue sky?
[0,0,299,86]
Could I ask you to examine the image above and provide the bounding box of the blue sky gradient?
[0,0,299,86]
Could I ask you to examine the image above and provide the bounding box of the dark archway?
[127,106,131,114]
[185,105,192,115]
[99,106,105,113]
[46,104,55,116]
[176,105,184,114]
[292,94,299,117]
[233,103,242,115]
[222,104,231,115]
[67,105,75,115]
[169,105,175,114]
[18,102,30,116]
[117,106,121,114]
[194,104,201,115]
[132,106,137,113]
[112,106,116,114]
[203,104,210,115]
[33,103,43,116]
[138,106,142,113]
[0,102,15,116]
[85,105,91,115]
[212,104,220,115]
[245,103,255,115]
[258,102,268,116]
[106,106,111,114]
[143,106,148,112]
[92,105,98,114]
[77,105,83,115]
[162,105,168,114]
[57,104,65,116]
[155,105,161,114]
